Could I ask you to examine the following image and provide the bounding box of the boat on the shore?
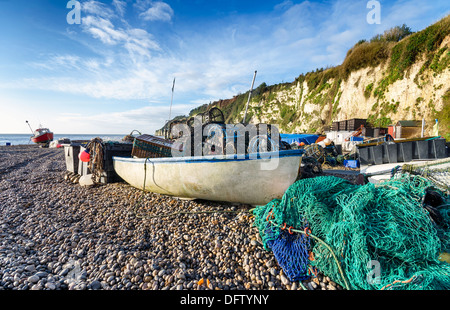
[113,150,304,205]
[361,158,450,178]
[361,157,450,192]
[31,127,54,144]
[26,121,53,145]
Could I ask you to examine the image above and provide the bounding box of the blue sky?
[0,0,448,134]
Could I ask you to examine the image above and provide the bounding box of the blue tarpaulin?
[344,159,360,168]
[350,136,364,142]
[280,134,319,145]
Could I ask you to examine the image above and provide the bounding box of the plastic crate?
[397,141,413,162]
[64,145,81,173]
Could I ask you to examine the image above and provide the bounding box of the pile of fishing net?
[253,174,450,290]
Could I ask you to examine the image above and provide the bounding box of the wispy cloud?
[82,0,115,19]
[4,0,449,134]
[112,0,127,17]
[82,15,128,45]
[30,54,82,71]
[22,0,447,101]
[138,1,174,22]
[6,0,402,102]
[80,3,161,57]
[56,103,197,133]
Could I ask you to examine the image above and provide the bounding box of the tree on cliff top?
[370,24,413,43]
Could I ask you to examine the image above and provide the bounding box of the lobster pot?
[331,122,339,131]
[132,134,174,158]
[103,142,133,177]
[338,121,347,131]
[347,119,367,131]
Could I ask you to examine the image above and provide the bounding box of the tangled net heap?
[253,174,450,290]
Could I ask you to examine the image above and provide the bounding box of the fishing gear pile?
[86,137,105,184]
[253,174,450,290]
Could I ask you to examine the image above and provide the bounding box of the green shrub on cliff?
[436,88,450,141]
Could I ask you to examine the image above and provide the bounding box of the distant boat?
[31,128,53,144]
[113,150,303,206]
[26,121,53,145]
[31,127,54,144]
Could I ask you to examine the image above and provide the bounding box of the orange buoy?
[79,148,90,162]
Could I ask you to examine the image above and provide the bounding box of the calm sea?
[0,134,128,146]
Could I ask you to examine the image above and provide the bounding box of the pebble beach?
[0,145,349,291]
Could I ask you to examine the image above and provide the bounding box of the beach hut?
[395,120,421,139]
[388,125,395,138]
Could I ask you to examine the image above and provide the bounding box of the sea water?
[0,134,127,146]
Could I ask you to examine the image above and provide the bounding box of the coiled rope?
[87,137,104,184]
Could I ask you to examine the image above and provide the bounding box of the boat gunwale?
[113,149,304,164]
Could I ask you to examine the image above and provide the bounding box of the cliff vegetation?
[159,15,450,140]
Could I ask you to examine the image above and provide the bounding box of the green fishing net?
[253,174,450,290]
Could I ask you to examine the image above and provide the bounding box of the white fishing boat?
[361,157,450,186]
[113,150,303,205]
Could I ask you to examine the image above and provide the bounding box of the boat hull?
[113,150,303,205]
[31,132,53,144]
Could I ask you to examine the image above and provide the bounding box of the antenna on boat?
[25,120,34,134]
[243,70,257,124]
[168,77,176,121]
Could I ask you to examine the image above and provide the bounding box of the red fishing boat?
[26,121,54,145]
[31,128,54,144]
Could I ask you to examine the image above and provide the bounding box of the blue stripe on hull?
[113,149,304,165]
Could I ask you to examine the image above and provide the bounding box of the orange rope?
[380,275,417,290]
[304,227,311,237]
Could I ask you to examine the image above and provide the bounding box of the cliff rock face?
[165,16,450,139]
[231,16,450,138]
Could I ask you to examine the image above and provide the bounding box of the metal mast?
[168,77,176,121]
[243,70,257,124]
